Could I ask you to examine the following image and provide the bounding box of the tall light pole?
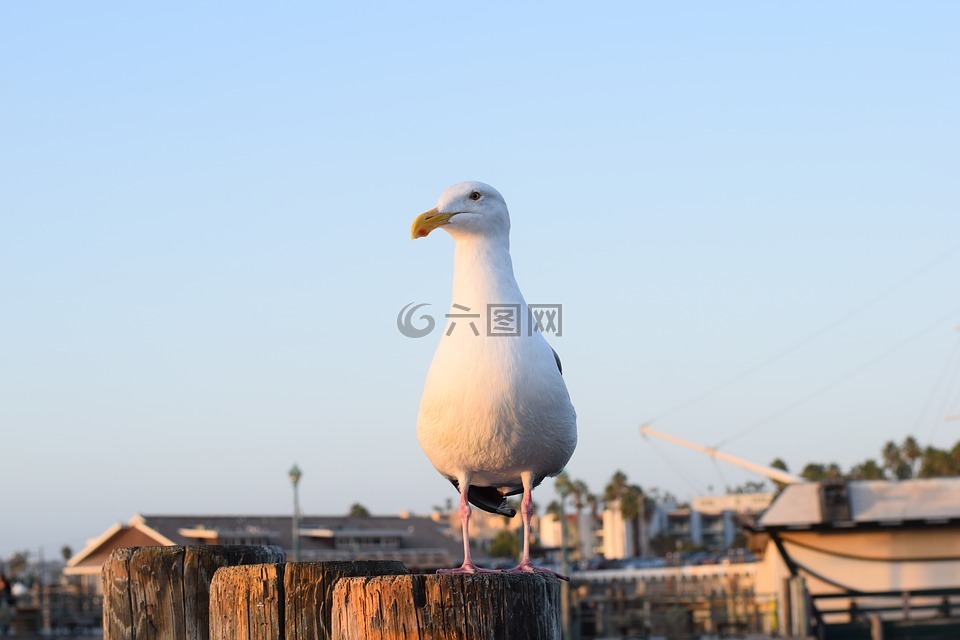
[289,464,302,562]
[557,488,571,640]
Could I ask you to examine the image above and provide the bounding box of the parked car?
[620,556,667,569]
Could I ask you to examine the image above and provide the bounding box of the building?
[540,511,595,563]
[690,492,774,548]
[747,478,960,638]
[601,500,646,559]
[600,491,773,559]
[65,512,474,592]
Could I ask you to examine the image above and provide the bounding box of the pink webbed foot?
[437,562,501,575]
[505,561,570,581]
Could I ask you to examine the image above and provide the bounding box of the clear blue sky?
[2,3,958,559]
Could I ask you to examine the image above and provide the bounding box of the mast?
[640,425,804,485]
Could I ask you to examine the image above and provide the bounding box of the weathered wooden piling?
[208,560,409,640]
[104,548,561,639]
[101,544,285,640]
[332,573,562,640]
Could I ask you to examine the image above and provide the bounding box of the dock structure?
[101,545,285,640]
[208,560,409,639]
[100,545,562,640]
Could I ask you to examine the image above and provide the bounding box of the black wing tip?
[470,485,517,517]
[448,479,517,517]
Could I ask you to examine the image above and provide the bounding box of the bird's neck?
[451,235,523,306]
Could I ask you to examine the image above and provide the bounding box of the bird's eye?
[469,191,482,201]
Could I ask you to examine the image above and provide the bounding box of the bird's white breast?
[416,303,577,486]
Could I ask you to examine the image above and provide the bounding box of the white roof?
[759,478,960,527]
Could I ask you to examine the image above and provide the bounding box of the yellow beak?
[411,207,454,239]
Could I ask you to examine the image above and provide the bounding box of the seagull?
[411,181,577,578]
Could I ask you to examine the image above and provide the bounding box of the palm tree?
[570,479,588,512]
[554,471,574,499]
[801,462,844,482]
[918,445,960,477]
[546,500,563,519]
[603,470,632,513]
[348,503,371,517]
[604,470,647,556]
[882,440,911,479]
[552,473,579,556]
[770,458,791,491]
[849,458,885,480]
[551,474,575,580]
[586,492,599,529]
[902,436,921,477]
[569,479,590,561]
[770,458,789,471]
[552,473,573,541]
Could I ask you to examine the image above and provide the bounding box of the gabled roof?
[757,478,960,530]
[65,514,177,575]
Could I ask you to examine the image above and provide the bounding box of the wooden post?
[101,545,285,640]
[208,560,409,640]
[332,573,562,640]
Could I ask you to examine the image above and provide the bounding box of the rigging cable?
[644,241,960,426]
[925,325,960,445]
[713,303,960,449]
[709,455,733,493]
[641,434,707,496]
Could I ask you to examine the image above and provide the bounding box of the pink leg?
[506,472,569,581]
[437,474,498,575]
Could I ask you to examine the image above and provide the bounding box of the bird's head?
[411,181,510,241]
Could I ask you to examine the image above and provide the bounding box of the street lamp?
[558,490,571,640]
[289,464,302,562]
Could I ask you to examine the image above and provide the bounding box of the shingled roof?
[66,512,476,577]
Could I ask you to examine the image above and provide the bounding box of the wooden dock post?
[101,544,285,640]
[332,573,562,640]
[208,560,409,640]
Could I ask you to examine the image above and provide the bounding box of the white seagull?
[411,181,577,578]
